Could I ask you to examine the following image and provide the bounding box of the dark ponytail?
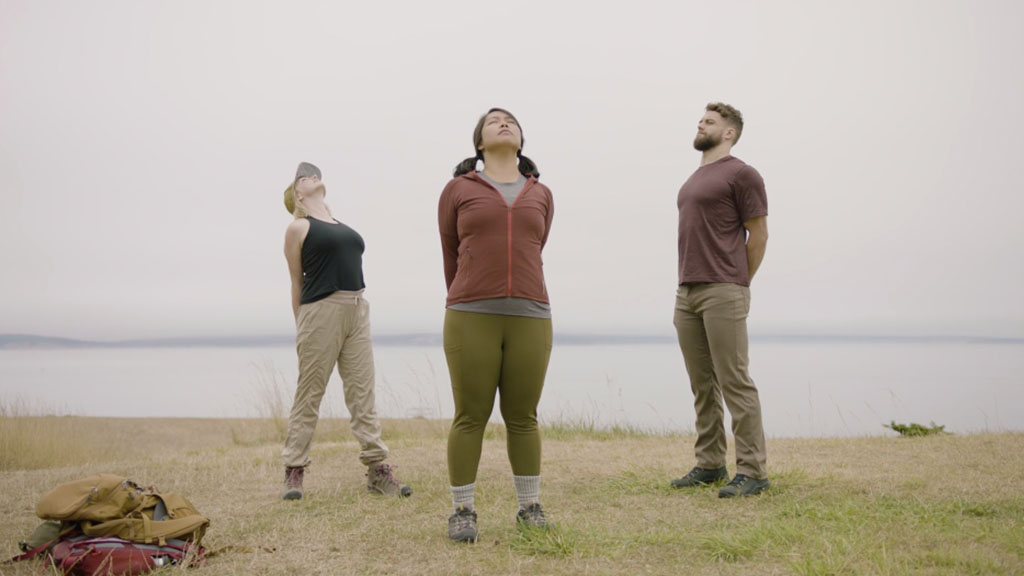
[452,107,541,179]
[453,153,481,177]
[516,153,540,178]
[452,153,540,179]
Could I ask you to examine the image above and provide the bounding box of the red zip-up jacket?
[438,171,554,307]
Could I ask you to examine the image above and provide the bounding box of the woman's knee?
[502,412,539,435]
[451,411,490,434]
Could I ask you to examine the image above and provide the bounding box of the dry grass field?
[1,414,1022,575]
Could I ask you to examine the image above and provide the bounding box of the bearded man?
[670,102,771,498]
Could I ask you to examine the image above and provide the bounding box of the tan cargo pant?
[281,290,389,468]
[674,283,767,479]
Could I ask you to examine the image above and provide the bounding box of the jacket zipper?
[507,207,513,296]
[506,179,532,298]
[474,173,532,299]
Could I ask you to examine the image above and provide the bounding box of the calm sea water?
[1,340,1021,437]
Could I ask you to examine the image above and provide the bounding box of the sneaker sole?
[671,480,726,488]
[449,531,477,543]
[516,521,549,530]
[718,484,771,498]
[367,486,413,497]
[672,476,728,489]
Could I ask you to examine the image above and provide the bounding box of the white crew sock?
[450,483,476,512]
[513,475,541,509]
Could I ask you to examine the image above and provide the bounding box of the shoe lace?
[284,463,303,485]
[520,503,546,523]
[454,508,476,529]
[726,474,750,487]
[372,463,399,486]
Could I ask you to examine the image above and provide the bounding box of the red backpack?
[15,533,204,575]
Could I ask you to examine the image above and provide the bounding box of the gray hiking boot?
[282,466,305,500]
[671,466,729,488]
[448,506,478,543]
[367,463,412,497]
[718,474,771,498]
[516,503,549,528]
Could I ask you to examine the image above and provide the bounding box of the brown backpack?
[9,475,210,575]
[34,474,209,545]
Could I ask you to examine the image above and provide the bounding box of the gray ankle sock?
[450,483,475,511]
[513,475,540,508]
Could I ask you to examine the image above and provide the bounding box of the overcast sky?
[2,0,1022,340]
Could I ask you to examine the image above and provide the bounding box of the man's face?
[693,111,728,151]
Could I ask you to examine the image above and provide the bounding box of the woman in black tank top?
[278,161,411,501]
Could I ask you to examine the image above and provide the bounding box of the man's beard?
[693,132,720,151]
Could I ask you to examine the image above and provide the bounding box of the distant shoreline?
[1,332,1022,350]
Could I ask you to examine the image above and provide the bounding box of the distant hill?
[0,333,444,349]
[0,334,98,349]
[0,332,678,349]
[0,334,294,349]
[0,332,1019,350]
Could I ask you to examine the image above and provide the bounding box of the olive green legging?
[444,309,553,486]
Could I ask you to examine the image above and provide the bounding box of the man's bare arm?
[744,216,768,282]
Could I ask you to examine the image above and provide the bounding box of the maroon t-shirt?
[677,156,767,286]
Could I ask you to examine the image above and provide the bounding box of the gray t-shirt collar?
[477,171,527,205]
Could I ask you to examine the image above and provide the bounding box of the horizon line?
[1,331,1022,350]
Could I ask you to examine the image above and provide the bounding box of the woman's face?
[294,174,325,200]
[477,110,522,153]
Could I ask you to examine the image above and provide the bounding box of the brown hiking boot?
[366,463,412,497]
[282,466,305,500]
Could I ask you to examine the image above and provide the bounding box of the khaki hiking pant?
[282,290,389,468]
[674,283,767,479]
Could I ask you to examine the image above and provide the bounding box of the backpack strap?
[204,544,278,558]
[7,524,79,565]
[6,540,55,564]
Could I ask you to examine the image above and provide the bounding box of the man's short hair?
[706,102,744,144]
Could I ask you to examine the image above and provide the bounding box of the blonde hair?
[283,183,331,220]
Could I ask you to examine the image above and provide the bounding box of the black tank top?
[300,217,366,304]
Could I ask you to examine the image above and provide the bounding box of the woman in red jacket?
[438,108,554,542]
